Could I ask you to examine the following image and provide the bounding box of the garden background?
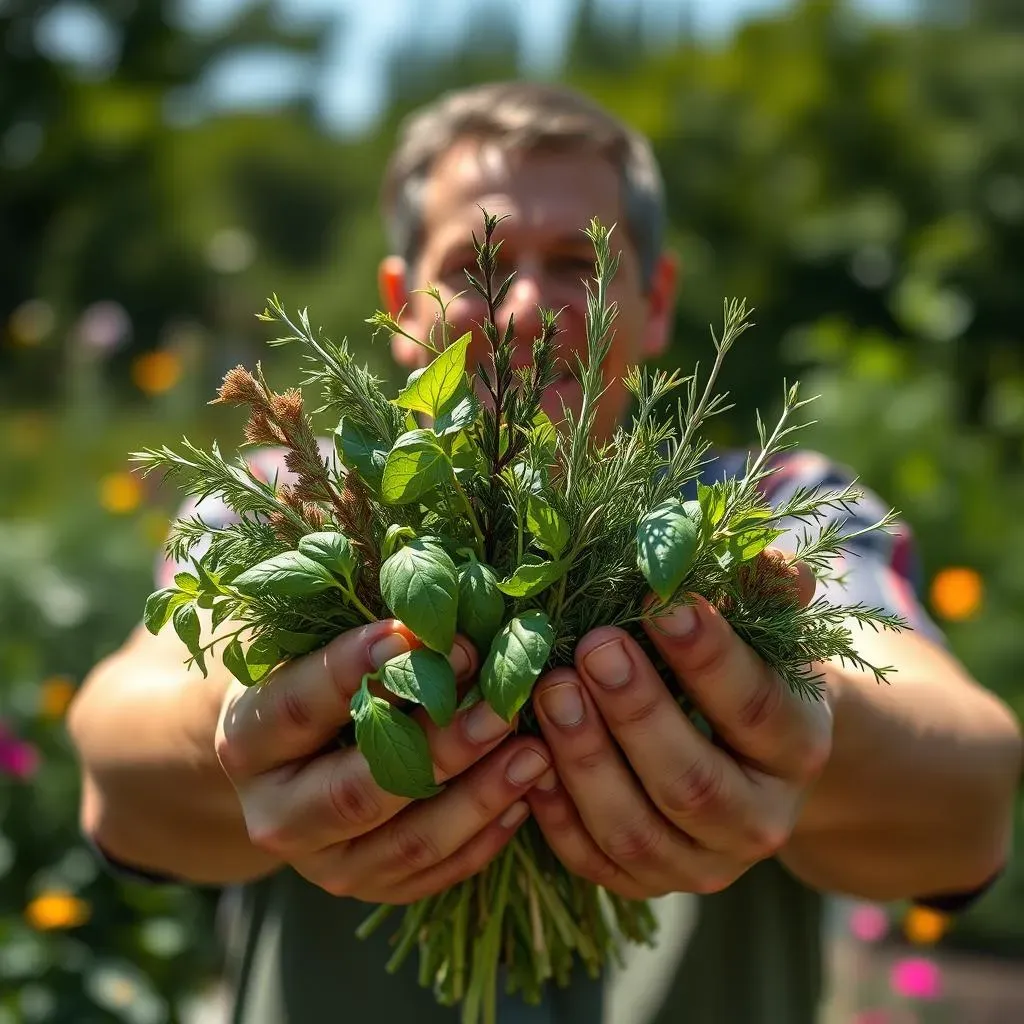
[2,0,1023,1021]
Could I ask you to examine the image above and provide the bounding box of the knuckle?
[574,746,612,775]
[319,871,356,899]
[792,728,832,782]
[214,732,248,779]
[736,670,785,733]
[603,817,664,865]
[743,818,790,861]
[389,822,441,873]
[273,685,314,732]
[325,765,382,834]
[660,756,727,820]
[247,817,297,858]
[691,871,735,897]
[619,693,662,728]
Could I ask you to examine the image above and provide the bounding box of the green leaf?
[379,541,459,653]
[456,561,506,655]
[716,527,785,568]
[334,419,388,491]
[378,649,457,727]
[433,384,480,436]
[298,531,357,583]
[526,494,569,557]
[497,558,571,599]
[697,482,729,529]
[351,685,441,799]
[143,587,190,635]
[457,683,483,712]
[172,603,206,675]
[275,630,324,656]
[381,430,452,505]
[637,500,699,602]
[450,430,485,482]
[480,611,555,722]
[382,524,416,562]
[528,410,557,461]
[245,636,281,682]
[210,598,237,631]
[393,332,472,418]
[232,551,337,598]
[174,572,199,594]
[222,637,254,687]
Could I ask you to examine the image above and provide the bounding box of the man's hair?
[380,80,667,289]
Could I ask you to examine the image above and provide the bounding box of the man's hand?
[216,620,551,905]
[525,554,833,900]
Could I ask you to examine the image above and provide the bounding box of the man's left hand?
[525,555,834,899]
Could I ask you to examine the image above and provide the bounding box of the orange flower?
[903,906,949,945]
[131,350,181,395]
[99,471,142,515]
[39,676,76,719]
[26,891,91,931]
[929,566,982,621]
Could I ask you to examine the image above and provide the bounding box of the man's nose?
[495,267,546,351]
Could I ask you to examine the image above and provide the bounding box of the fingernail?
[463,701,511,744]
[656,602,699,638]
[448,639,472,679]
[538,682,585,728]
[369,631,411,668]
[500,801,530,828]
[506,748,549,785]
[582,639,633,689]
[535,769,558,792]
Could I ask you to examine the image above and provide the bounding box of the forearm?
[68,624,281,885]
[779,626,1022,901]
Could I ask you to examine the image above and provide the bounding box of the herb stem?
[452,473,485,556]
[334,580,377,623]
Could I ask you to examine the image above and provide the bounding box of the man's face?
[380,137,676,442]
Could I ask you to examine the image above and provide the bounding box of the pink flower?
[0,723,40,780]
[890,956,942,1000]
[849,902,890,943]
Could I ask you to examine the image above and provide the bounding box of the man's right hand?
[215,620,553,905]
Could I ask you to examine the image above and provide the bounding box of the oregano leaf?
[381,430,452,505]
[456,561,505,655]
[497,558,571,599]
[525,494,568,557]
[379,649,457,727]
[393,332,472,417]
[379,541,459,653]
[636,500,699,602]
[232,551,337,598]
[480,611,555,722]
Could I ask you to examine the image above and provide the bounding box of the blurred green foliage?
[1,0,1023,1019]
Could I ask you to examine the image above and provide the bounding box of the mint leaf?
[351,685,441,799]
[637,500,699,602]
[526,494,569,557]
[480,611,555,722]
[379,648,457,727]
[232,551,337,598]
[334,419,388,492]
[497,558,570,599]
[381,429,452,505]
[393,331,471,418]
[144,587,190,635]
[379,540,459,653]
[456,560,505,655]
[172,603,205,675]
[298,531,357,583]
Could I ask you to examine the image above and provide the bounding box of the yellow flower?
[100,472,142,515]
[929,566,983,621]
[26,891,91,931]
[131,350,182,395]
[39,676,76,719]
[903,906,949,945]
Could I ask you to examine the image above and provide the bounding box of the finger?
[217,622,476,779]
[531,668,704,891]
[642,593,832,782]
[738,548,816,609]
[526,772,650,900]
[306,738,550,892]
[342,802,531,906]
[573,626,791,860]
[238,689,519,855]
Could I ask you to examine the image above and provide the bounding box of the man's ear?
[641,250,680,360]
[377,255,425,370]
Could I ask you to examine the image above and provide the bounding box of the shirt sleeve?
[760,450,1001,912]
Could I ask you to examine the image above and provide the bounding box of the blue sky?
[41,0,912,134]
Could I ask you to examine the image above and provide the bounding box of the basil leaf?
[222,637,254,687]
[174,572,199,595]
[351,685,441,799]
[497,558,571,599]
[381,429,452,505]
[457,683,483,712]
[232,551,337,598]
[393,332,472,418]
[636,500,699,602]
[298,531,356,583]
[334,419,388,491]
[275,630,324,655]
[379,540,459,653]
[480,611,555,722]
[526,494,568,557]
[172,603,206,675]
[379,648,457,728]
[456,560,506,655]
[144,587,190,635]
[433,384,480,437]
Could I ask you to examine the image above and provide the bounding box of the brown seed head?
[211,366,263,407]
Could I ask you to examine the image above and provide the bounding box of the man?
[68,82,1021,1023]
